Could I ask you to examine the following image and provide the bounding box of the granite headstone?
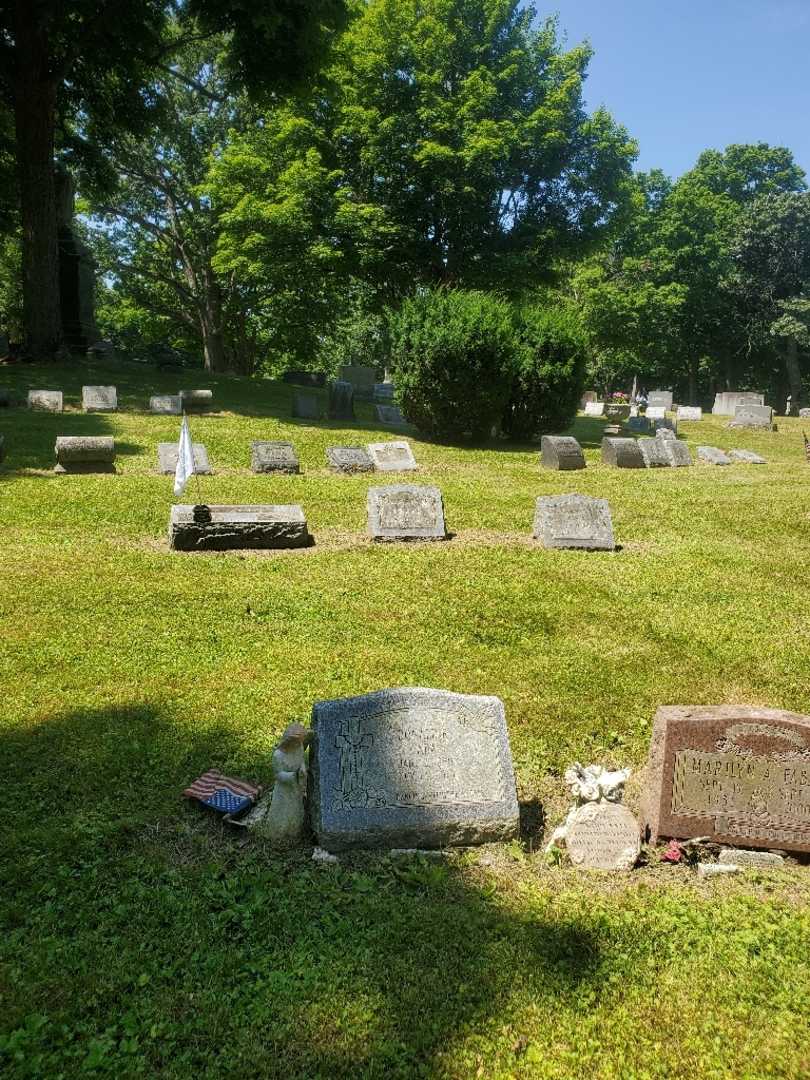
[28,390,63,412]
[81,385,118,413]
[677,406,703,421]
[328,380,355,421]
[179,389,213,412]
[584,401,605,417]
[293,392,320,420]
[327,447,375,473]
[698,446,732,465]
[375,404,407,426]
[533,495,615,551]
[638,437,671,468]
[169,504,310,551]
[647,390,673,410]
[368,484,446,541]
[601,436,644,468]
[540,435,586,471]
[251,441,300,474]
[367,441,418,472]
[157,442,212,475]
[338,365,376,398]
[661,439,693,467]
[565,803,641,871]
[149,394,182,415]
[645,406,666,420]
[54,436,115,473]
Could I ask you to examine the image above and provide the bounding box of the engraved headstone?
[169,504,310,551]
[376,404,407,426]
[638,437,671,468]
[149,394,182,415]
[54,435,115,473]
[338,364,376,398]
[729,449,766,464]
[328,380,355,421]
[157,442,212,475]
[82,385,117,412]
[698,446,732,465]
[327,446,375,473]
[368,484,446,541]
[367,441,418,472]
[648,390,673,410]
[540,435,585,471]
[179,389,213,412]
[533,495,615,551]
[251,441,300,474]
[729,404,774,430]
[677,406,703,421]
[584,401,604,417]
[712,391,764,416]
[645,405,666,420]
[604,403,631,421]
[308,687,520,851]
[565,802,641,871]
[642,705,810,853]
[292,391,320,420]
[661,439,692,467]
[601,436,644,468]
[28,390,63,412]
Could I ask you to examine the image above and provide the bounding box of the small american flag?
[183,770,260,817]
[804,432,810,463]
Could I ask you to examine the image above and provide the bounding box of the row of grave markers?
[18,387,214,413]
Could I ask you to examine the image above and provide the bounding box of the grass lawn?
[1,359,809,1079]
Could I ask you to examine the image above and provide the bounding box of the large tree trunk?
[687,357,697,405]
[13,3,63,359]
[199,267,227,372]
[784,335,802,414]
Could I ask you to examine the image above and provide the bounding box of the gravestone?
[584,401,604,417]
[157,442,212,475]
[601,436,644,468]
[376,404,407,426]
[251,440,300,474]
[339,365,376,399]
[661,439,692,467]
[327,447,375,473]
[54,436,115,473]
[717,848,784,868]
[647,390,673,410]
[179,389,213,412]
[149,394,182,415]
[655,428,676,441]
[533,495,615,551]
[81,385,117,413]
[374,382,395,403]
[28,390,63,412]
[580,390,598,408]
[698,445,732,465]
[645,406,666,420]
[293,391,320,420]
[169,505,310,551]
[540,435,585,471]
[604,403,631,421]
[367,441,418,472]
[626,416,651,434]
[642,705,810,854]
[728,449,766,464]
[654,418,677,434]
[603,423,621,436]
[328,380,355,421]
[638,437,671,468]
[308,687,520,851]
[677,406,702,421]
[729,404,774,430]
[712,391,765,416]
[565,803,641,871]
[799,408,810,419]
[368,484,446,541]
[55,166,100,350]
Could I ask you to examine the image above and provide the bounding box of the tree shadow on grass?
[0,410,143,473]
[1,702,602,1079]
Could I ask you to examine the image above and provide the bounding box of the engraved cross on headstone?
[335,717,374,807]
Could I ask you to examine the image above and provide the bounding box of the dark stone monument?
[157,442,212,475]
[308,687,520,851]
[54,436,115,473]
[327,447,375,473]
[56,166,100,351]
[368,484,446,542]
[642,705,810,854]
[533,495,615,551]
[293,392,320,420]
[328,380,355,421]
[626,416,652,434]
[179,389,214,413]
[250,441,300,474]
[604,403,631,421]
[169,504,310,551]
[601,437,644,468]
[540,435,585,471]
[339,364,376,399]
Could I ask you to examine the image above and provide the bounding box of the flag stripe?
[183,769,259,800]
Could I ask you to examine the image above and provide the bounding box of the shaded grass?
[1,359,809,1078]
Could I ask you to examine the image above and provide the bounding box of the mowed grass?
[1,359,809,1079]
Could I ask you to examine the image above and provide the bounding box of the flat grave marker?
[327,447,375,473]
[367,440,417,472]
[150,394,182,415]
[251,440,300,474]
[698,446,732,465]
[729,449,766,464]
[28,390,63,412]
[566,802,641,871]
[54,436,115,473]
[533,495,615,551]
[601,437,644,468]
[157,442,212,475]
[368,484,446,542]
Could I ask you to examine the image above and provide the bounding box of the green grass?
[1,359,809,1079]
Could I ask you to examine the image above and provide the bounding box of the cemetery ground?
[2,360,810,1080]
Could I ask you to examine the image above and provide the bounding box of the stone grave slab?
[328,380,355,421]
[150,394,182,415]
[338,365,376,398]
[376,404,407,426]
[645,405,666,420]
[642,705,810,854]
[638,438,671,468]
[540,435,585,471]
[662,439,692,467]
[293,391,320,420]
[251,440,300,474]
[583,401,604,417]
[308,687,520,851]
[729,449,766,464]
[729,404,774,430]
[533,495,614,551]
[601,437,644,468]
[565,802,641,871]
[327,446,375,473]
[179,389,213,412]
[655,427,676,441]
[712,391,764,416]
[604,403,631,420]
[654,418,677,434]
[677,406,703,421]
[717,848,784,868]
[367,441,417,472]
[697,445,732,465]
[169,504,310,551]
[54,436,115,473]
[157,442,212,475]
[648,390,673,410]
[82,385,117,412]
[28,390,63,412]
[368,484,446,541]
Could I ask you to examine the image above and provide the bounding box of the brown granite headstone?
[642,705,810,853]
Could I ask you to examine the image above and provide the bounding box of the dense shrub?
[501,305,586,439]
[388,288,517,441]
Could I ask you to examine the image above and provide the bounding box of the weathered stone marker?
[149,394,182,415]
[179,389,213,412]
[642,705,810,854]
[626,416,651,434]
[540,435,585,471]
[677,406,703,421]
[566,803,641,871]
[712,391,764,416]
[584,401,604,417]
[367,440,417,472]
[698,445,732,465]
[157,442,212,475]
[661,439,693,467]
[308,687,520,851]
[648,390,673,410]
[292,391,320,420]
[169,504,310,551]
[604,403,631,421]
[82,385,117,412]
[729,404,774,430]
[28,390,63,412]
[645,405,666,420]
[375,404,407,426]
[580,390,598,407]
[728,449,766,464]
[601,436,644,468]
[368,484,446,541]
[54,436,115,473]
[328,380,355,421]
[638,437,671,468]
[327,446,375,473]
[338,364,376,398]
[533,495,615,551]
[250,440,300,474]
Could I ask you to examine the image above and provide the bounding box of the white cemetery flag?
[174,414,196,497]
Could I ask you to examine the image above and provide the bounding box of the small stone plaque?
[584,401,604,417]
[677,406,703,421]
[157,442,212,475]
[648,390,673,410]
[338,364,376,396]
[368,484,446,541]
[566,802,641,870]
[179,389,213,412]
[642,705,810,854]
[728,449,766,464]
[638,438,671,468]
[533,495,615,551]
[645,405,666,420]
[82,385,118,412]
[293,391,320,420]
[169,504,310,551]
[327,447,375,473]
[698,445,732,465]
[662,439,692,467]
[376,404,407,426]
[367,440,417,472]
[540,435,585,471]
[601,437,644,468]
[308,687,520,851]
[717,848,784,868]
[251,440,300,474]
[28,390,63,412]
[150,394,182,415]
[54,436,115,473]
